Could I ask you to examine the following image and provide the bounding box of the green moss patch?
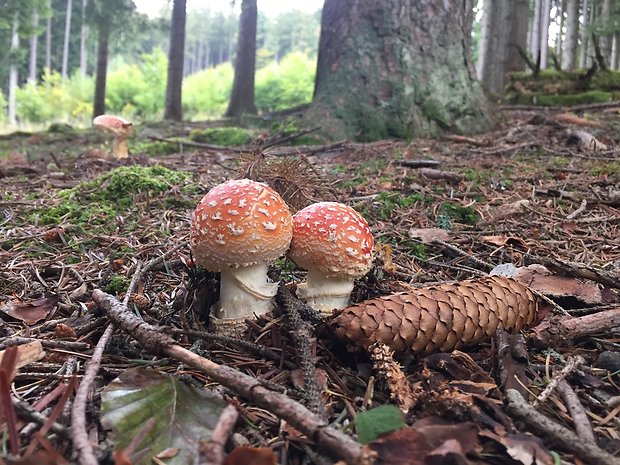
[437,201,479,228]
[189,127,251,146]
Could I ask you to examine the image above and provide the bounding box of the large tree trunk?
[8,16,19,125]
[579,0,590,68]
[554,0,566,65]
[93,21,110,117]
[62,0,73,80]
[306,0,491,141]
[45,0,52,71]
[225,0,257,118]
[29,9,39,83]
[600,0,612,63]
[478,0,528,94]
[80,0,89,75]
[611,33,619,70]
[530,0,542,61]
[164,0,187,121]
[476,0,492,80]
[562,0,579,70]
[539,0,551,69]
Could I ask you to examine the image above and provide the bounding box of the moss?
[535,91,612,106]
[189,127,251,146]
[438,201,479,226]
[132,140,179,156]
[105,275,129,294]
[270,118,324,145]
[47,123,75,134]
[590,161,620,176]
[373,192,431,220]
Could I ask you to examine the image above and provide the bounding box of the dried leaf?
[482,235,527,249]
[223,447,276,465]
[101,368,225,465]
[2,296,58,325]
[426,439,468,465]
[481,431,554,465]
[0,341,45,378]
[364,428,431,465]
[408,227,450,244]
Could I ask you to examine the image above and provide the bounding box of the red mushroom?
[190,179,293,332]
[288,202,374,316]
[92,114,133,159]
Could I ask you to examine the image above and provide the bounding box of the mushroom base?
[297,271,355,317]
[210,263,278,332]
[113,137,129,159]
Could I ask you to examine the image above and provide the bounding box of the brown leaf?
[412,417,479,453]
[408,228,450,244]
[481,431,554,465]
[54,323,77,339]
[364,428,431,465]
[481,235,527,249]
[289,368,328,390]
[2,296,58,325]
[0,341,45,379]
[427,439,469,465]
[223,447,276,465]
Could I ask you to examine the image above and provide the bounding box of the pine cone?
[331,276,537,355]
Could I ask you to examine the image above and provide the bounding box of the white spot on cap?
[348,235,359,242]
[345,247,358,257]
[223,198,232,205]
[239,198,247,207]
[229,209,239,216]
[257,207,270,217]
[208,200,217,207]
[262,221,277,230]
[212,211,222,220]
[227,223,244,235]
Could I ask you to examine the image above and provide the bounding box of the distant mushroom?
[288,202,374,316]
[92,114,133,159]
[190,179,293,332]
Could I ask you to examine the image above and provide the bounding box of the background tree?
[225,0,257,118]
[562,0,580,70]
[163,0,186,121]
[61,0,72,79]
[306,0,491,141]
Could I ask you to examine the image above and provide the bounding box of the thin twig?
[556,380,597,444]
[199,404,239,465]
[533,356,584,407]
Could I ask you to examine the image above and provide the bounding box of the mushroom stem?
[113,136,129,159]
[297,269,354,316]
[211,263,278,329]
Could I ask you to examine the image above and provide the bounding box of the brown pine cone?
[331,276,537,355]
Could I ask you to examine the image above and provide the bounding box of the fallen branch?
[394,159,441,168]
[505,389,620,465]
[556,380,597,444]
[524,254,620,290]
[199,404,239,465]
[91,289,368,465]
[147,135,248,153]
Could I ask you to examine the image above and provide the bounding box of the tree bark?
[539,0,552,69]
[8,16,19,125]
[600,0,611,63]
[476,0,491,80]
[225,0,258,118]
[478,0,529,94]
[29,9,39,83]
[62,0,73,80]
[530,0,542,61]
[80,0,89,76]
[93,21,110,117]
[611,33,619,70]
[579,0,590,68]
[562,0,579,70]
[164,0,187,121]
[306,0,492,141]
[554,0,566,64]
[45,0,52,71]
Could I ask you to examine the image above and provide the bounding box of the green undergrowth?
[32,165,196,227]
[437,201,479,229]
[132,139,181,156]
[189,127,251,146]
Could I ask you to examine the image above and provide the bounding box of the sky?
[133,0,323,18]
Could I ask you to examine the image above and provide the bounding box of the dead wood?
[418,167,465,183]
[199,404,239,465]
[91,289,368,465]
[147,135,248,153]
[523,254,620,290]
[394,159,441,168]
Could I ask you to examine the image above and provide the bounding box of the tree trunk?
[225,0,257,118]
[600,0,611,63]
[29,9,39,83]
[611,33,619,70]
[80,0,89,75]
[476,0,492,80]
[62,0,73,79]
[562,0,579,70]
[93,21,110,117]
[530,0,542,61]
[555,0,566,64]
[539,0,551,69]
[45,0,52,71]
[164,0,187,121]
[306,0,491,141]
[8,16,19,125]
[579,0,590,68]
[478,0,529,94]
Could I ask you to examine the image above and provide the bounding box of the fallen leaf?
[223,447,276,465]
[364,428,431,465]
[426,438,469,465]
[1,296,58,325]
[0,341,45,379]
[289,368,328,390]
[408,228,450,244]
[481,235,527,249]
[481,431,553,465]
[356,404,406,444]
[101,368,225,465]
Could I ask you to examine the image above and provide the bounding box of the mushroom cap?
[92,114,133,137]
[288,202,374,278]
[190,179,293,271]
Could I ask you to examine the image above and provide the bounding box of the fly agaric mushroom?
[92,114,133,159]
[288,201,374,316]
[190,179,293,332]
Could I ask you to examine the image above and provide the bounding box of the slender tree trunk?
[45,0,52,71]
[530,0,542,61]
[93,21,110,117]
[611,33,619,70]
[29,9,39,83]
[8,16,19,125]
[306,0,491,141]
[540,0,552,69]
[562,0,579,70]
[555,0,566,64]
[476,0,491,80]
[225,0,257,117]
[600,0,611,62]
[62,0,73,79]
[80,0,89,75]
[164,0,187,121]
[478,0,528,93]
[579,0,589,68]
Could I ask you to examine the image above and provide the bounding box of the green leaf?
[355,405,406,444]
[101,368,225,465]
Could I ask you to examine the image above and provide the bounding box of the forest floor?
[1,105,619,465]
